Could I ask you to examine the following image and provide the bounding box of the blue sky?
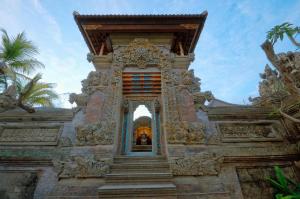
[0,0,299,107]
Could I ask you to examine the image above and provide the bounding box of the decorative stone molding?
[169,152,223,176]
[0,124,62,146]
[217,121,282,142]
[52,156,111,178]
[112,38,172,69]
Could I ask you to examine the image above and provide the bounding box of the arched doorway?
[122,100,160,156]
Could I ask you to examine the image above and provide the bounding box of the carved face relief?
[114,38,170,69]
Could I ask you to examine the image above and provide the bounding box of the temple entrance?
[122,100,160,156]
[132,105,152,152]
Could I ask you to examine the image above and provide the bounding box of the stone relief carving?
[69,70,110,110]
[277,52,300,91]
[69,62,120,146]
[69,93,88,112]
[166,120,205,144]
[122,99,129,113]
[53,156,111,178]
[113,38,172,69]
[169,152,223,176]
[181,69,201,93]
[162,68,210,144]
[219,123,278,139]
[249,64,288,107]
[76,121,115,145]
[154,98,160,113]
[193,91,214,110]
[180,69,214,110]
[0,126,60,145]
[81,71,109,95]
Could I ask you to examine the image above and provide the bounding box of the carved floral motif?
[52,156,111,178]
[0,126,60,145]
[166,121,205,144]
[113,38,172,69]
[76,121,115,145]
[169,152,223,176]
[81,71,109,95]
[219,123,277,139]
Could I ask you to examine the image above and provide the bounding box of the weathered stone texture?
[237,166,298,199]
[0,172,38,199]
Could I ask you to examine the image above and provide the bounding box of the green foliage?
[15,73,58,107]
[0,28,58,110]
[267,166,300,199]
[0,28,44,74]
[267,22,300,46]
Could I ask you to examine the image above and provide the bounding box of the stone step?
[105,172,173,183]
[113,156,167,164]
[111,162,170,171]
[98,183,177,198]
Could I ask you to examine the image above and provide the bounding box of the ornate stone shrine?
[0,11,299,199]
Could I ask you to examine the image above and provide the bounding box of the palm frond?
[0,28,44,77]
[18,74,58,107]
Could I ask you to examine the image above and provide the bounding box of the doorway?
[122,100,160,156]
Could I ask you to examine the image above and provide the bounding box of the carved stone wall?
[70,61,121,146]
[169,152,223,176]
[52,156,111,178]
[217,121,283,142]
[237,166,298,199]
[76,122,115,145]
[0,124,62,146]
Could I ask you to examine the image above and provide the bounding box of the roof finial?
[73,11,80,16]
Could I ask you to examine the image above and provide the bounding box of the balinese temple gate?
[0,11,299,199]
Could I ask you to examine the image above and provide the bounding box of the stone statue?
[81,71,108,95]
[140,132,148,145]
[69,93,88,112]
[250,64,289,107]
[193,91,214,111]
[181,69,201,93]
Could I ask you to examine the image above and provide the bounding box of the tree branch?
[287,34,300,48]
[261,40,280,70]
[279,107,300,123]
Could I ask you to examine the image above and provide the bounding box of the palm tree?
[0,29,59,113]
[15,73,59,113]
[0,28,44,90]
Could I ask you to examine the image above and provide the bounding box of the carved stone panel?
[0,124,62,146]
[217,121,283,142]
[169,152,223,176]
[52,156,111,178]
